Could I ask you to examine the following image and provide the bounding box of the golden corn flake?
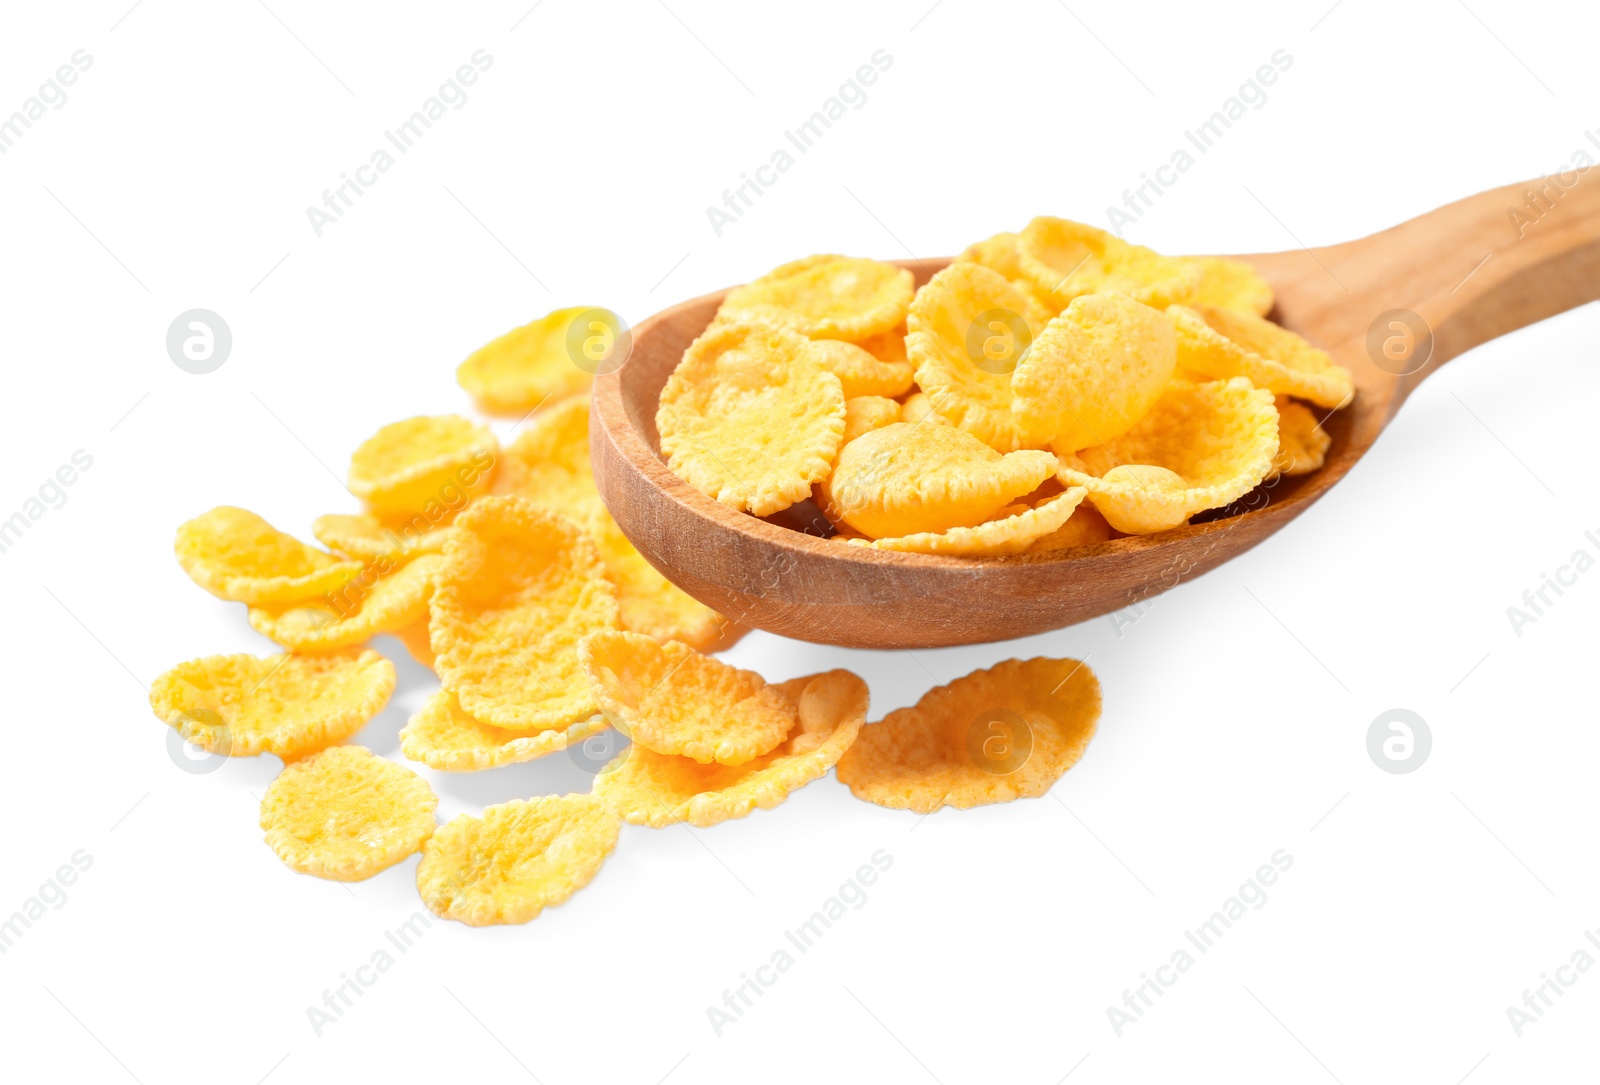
[348,415,498,518]
[175,506,363,605]
[718,254,913,341]
[1012,292,1177,451]
[954,231,1061,324]
[803,338,915,399]
[827,422,1057,538]
[840,395,904,446]
[593,517,731,650]
[1017,217,1202,310]
[1059,377,1278,534]
[417,794,621,926]
[400,690,607,771]
[1169,304,1354,409]
[490,394,607,533]
[906,263,1042,451]
[260,745,436,880]
[457,306,598,415]
[149,648,395,760]
[247,553,443,653]
[1271,396,1330,477]
[837,656,1099,812]
[579,630,793,766]
[1187,255,1274,316]
[1027,501,1113,552]
[868,488,1086,556]
[657,320,845,517]
[899,392,949,427]
[594,669,867,828]
[431,496,619,731]
[312,512,454,561]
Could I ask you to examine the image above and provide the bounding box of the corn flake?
[1017,217,1202,309]
[840,395,904,446]
[248,553,442,652]
[1012,292,1177,451]
[176,506,363,605]
[837,657,1100,812]
[417,794,621,926]
[1187,256,1274,316]
[1169,304,1354,409]
[906,263,1042,451]
[827,422,1058,538]
[149,648,395,760]
[348,415,498,518]
[400,690,607,771]
[457,306,597,415]
[657,320,845,516]
[718,254,913,341]
[431,496,618,731]
[594,669,867,827]
[579,630,793,766]
[868,488,1086,556]
[260,745,436,880]
[1058,377,1278,534]
[1271,396,1330,477]
[312,512,455,561]
[804,338,915,399]
[1026,501,1114,552]
[490,394,607,533]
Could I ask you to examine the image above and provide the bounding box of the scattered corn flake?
[312,512,455,561]
[868,488,1086,556]
[718,254,913,341]
[579,630,793,766]
[490,394,607,533]
[259,745,436,880]
[827,422,1058,538]
[1270,395,1331,477]
[593,517,732,650]
[657,319,845,517]
[457,306,597,415]
[392,617,436,670]
[347,415,499,518]
[430,496,618,731]
[416,794,621,927]
[248,553,443,652]
[804,338,915,399]
[841,396,904,446]
[1169,303,1354,409]
[175,506,364,605]
[1026,501,1114,552]
[836,656,1101,813]
[593,669,868,828]
[1017,217,1202,310]
[1186,255,1275,316]
[1012,292,1177,451]
[954,230,1061,325]
[906,263,1042,451]
[1058,377,1278,534]
[400,689,607,772]
[149,648,395,760]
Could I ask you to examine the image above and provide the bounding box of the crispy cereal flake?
[579,631,793,766]
[430,496,619,731]
[149,649,395,760]
[347,415,498,517]
[1017,217,1201,309]
[400,690,607,771]
[1186,256,1275,316]
[312,513,455,561]
[1169,304,1354,409]
[868,488,1086,556]
[594,669,868,827]
[840,395,905,446]
[175,506,363,605]
[657,320,845,516]
[1058,377,1279,534]
[1012,292,1177,451]
[416,794,621,926]
[718,254,913,341]
[457,306,598,415]
[259,745,436,880]
[248,553,443,653]
[803,338,916,399]
[1270,396,1331,477]
[827,422,1058,539]
[837,657,1101,812]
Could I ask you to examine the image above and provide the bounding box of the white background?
[2,1,1597,1081]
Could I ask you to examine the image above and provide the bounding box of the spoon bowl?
[591,178,1600,647]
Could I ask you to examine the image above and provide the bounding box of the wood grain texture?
[592,178,1600,648]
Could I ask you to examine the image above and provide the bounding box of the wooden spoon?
[592,177,1600,648]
